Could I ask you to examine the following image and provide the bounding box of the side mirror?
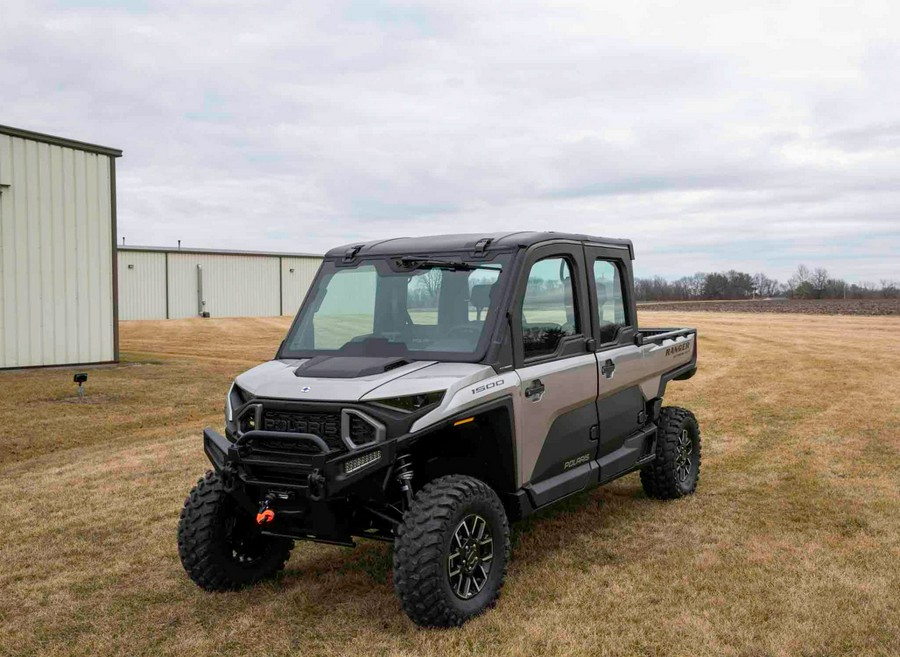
[634,332,644,347]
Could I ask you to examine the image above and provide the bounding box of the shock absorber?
[395,454,414,508]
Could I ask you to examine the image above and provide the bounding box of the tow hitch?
[256,498,275,525]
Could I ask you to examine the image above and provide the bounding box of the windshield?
[282,253,511,360]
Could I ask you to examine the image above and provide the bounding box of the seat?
[470,284,495,321]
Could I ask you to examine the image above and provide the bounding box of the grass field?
[637,298,900,315]
[1,312,898,657]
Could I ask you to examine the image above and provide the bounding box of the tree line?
[634,265,899,302]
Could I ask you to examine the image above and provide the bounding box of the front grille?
[348,415,377,445]
[261,410,344,452]
[251,434,324,458]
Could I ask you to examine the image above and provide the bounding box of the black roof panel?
[325,231,634,259]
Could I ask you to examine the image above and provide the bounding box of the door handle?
[524,379,545,400]
[601,359,616,379]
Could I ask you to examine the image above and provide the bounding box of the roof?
[0,124,122,158]
[119,245,322,258]
[324,231,635,259]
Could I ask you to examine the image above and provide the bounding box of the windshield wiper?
[396,257,501,272]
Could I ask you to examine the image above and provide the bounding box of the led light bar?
[343,449,382,474]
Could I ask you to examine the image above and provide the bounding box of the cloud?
[2,0,898,282]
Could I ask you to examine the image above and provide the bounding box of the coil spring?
[396,454,414,482]
[396,453,414,507]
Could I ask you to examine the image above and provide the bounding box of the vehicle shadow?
[506,479,651,574]
[264,478,650,621]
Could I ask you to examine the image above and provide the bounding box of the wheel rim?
[674,427,694,484]
[447,514,493,600]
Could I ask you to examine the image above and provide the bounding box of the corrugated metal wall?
[0,133,115,368]
[117,250,322,320]
[168,253,280,319]
[281,256,321,315]
[117,250,166,320]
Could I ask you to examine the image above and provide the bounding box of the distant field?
[1,312,898,657]
[637,298,899,315]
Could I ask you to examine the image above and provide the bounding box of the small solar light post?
[73,373,88,400]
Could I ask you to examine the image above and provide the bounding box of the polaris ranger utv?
[178,232,700,627]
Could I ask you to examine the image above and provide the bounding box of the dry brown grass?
[1,313,898,657]
[637,299,900,316]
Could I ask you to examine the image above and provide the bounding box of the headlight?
[226,383,251,422]
[371,391,445,413]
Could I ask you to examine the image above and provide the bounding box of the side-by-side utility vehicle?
[178,232,701,627]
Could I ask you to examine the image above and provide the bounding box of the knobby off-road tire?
[393,475,510,627]
[178,471,294,591]
[640,406,701,499]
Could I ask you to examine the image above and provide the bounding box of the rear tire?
[178,471,293,591]
[393,475,510,627]
[640,406,701,499]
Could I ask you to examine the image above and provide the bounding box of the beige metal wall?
[117,249,322,320]
[0,133,115,368]
[117,250,166,320]
[281,256,321,316]
[167,253,281,319]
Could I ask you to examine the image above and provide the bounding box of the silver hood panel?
[235,359,439,402]
[235,359,502,432]
[360,362,493,402]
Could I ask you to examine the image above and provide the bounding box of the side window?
[521,257,579,359]
[594,260,627,343]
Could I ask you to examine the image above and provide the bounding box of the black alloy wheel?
[447,513,494,600]
[640,406,702,499]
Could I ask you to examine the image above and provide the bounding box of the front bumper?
[203,427,396,501]
[204,426,399,545]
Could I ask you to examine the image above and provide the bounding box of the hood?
[234,359,492,402]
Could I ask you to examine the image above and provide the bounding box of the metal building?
[117,246,322,320]
[0,125,122,369]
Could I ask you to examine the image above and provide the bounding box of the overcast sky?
[3,1,898,282]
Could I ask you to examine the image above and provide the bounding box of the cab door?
[511,243,599,507]
[583,245,648,481]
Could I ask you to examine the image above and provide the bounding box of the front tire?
[393,475,510,627]
[178,471,294,591]
[640,406,701,499]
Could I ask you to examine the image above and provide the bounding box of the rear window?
[593,259,627,343]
